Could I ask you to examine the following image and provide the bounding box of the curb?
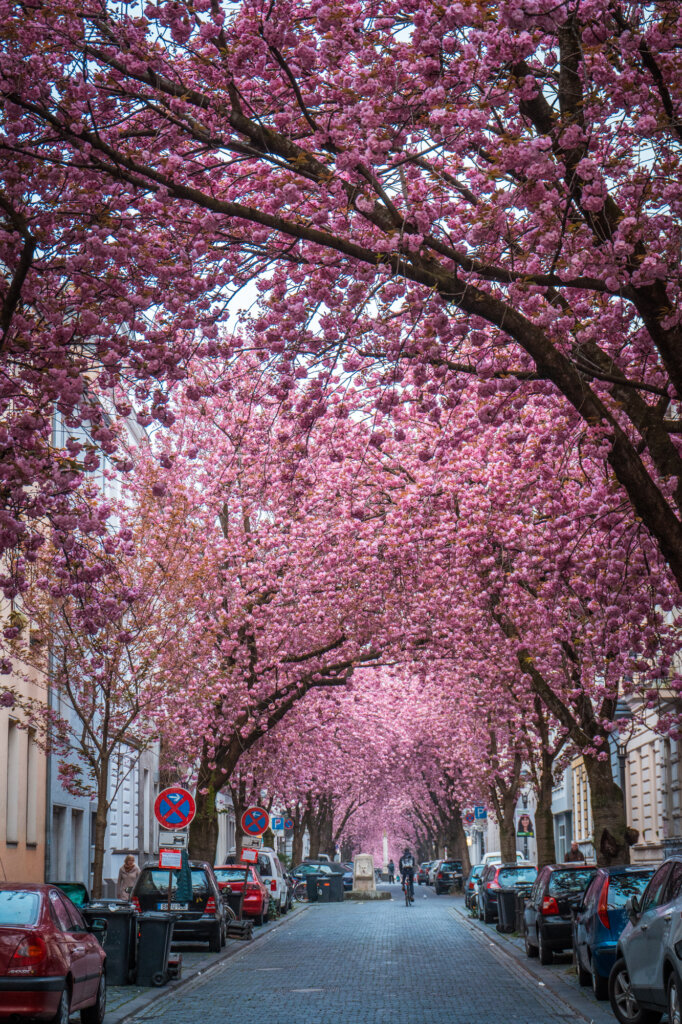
[450,903,614,1024]
[105,904,308,1024]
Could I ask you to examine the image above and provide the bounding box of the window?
[498,867,537,886]
[25,728,38,846]
[50,890,73,931]
[608,871,656,908]
[665,862,682,904]
[582,875,603,912]
[548,869,597,896]
[6,719,20,844]
[641,864,671,913]
[0,891,40,926]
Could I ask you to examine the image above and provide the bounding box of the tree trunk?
[494,786,519,863]
[91,769,109,899]
[448,809,471,877]
[583,754,630,866]
[188,776,220,861]
[307,822,321,859]
[535,751,557,868]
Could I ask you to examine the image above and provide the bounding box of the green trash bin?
[136,912,175,987]
[83,900,137,986]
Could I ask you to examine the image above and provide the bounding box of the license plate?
[158,902,187,910]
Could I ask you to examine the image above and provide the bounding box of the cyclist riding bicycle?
[399,848,416,902]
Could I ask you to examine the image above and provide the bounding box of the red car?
[214,865,270,925]
[0,883,106,1024]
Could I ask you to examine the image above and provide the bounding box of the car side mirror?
[88,919,107,942]
[626,895,641,922]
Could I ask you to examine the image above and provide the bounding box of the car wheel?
[482,900,494,924]
[220,921,227,947]
[573,943,591,986]
[669,974,682,1024]
[592,959,608,1000]
[81,974,106,1024]
[609,957,662,1024]
[208,922,222,952]
[538,927,553,965]
[256,909,264,926]
[524,927,538,958]
[51,988,71,1024]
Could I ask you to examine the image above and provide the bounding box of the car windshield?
[471,866,484,879]
[0,891,40,926]
[498,867,537,886]
[214,868,253,883]
[441,861,462,871]
[137,869,209,895]
[608,872,654,908]
[549,869,596,896]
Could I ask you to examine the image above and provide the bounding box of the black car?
[434,860,464,895]
[132,860,227,951]
[524,863,597,964]
[478,863,537,922]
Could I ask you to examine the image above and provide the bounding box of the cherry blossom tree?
[5,0,682,591]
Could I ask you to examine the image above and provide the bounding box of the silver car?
[609,856,682,1024]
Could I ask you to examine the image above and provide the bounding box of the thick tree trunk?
[91,770,109,899]
[535,752,557,868]
[445,806,471,876]
[494,787,519,863]
[583,754,631,866]
[189,775,220,861]
[307,823,321,859]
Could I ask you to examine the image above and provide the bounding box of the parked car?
[427,861,442,886]
[0,883,107,1024]
[479,863,538,923]
[341,863,355,891]
[608,856,682,1024]
[482,851,528,866]
[464,864,485,909]
[214,864,270,925]
[417,862,431,885]
[572,865,654,1000]
[434,860,464,894]
[524,863,597,964]
[131,860,227,950]
[224,848,289,914]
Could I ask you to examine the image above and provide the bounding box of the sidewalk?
[104,904,308,1024]
[451,901,615,1024]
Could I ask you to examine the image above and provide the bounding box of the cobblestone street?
[122,885,607,1024]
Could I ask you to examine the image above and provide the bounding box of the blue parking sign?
[474,806,487,820]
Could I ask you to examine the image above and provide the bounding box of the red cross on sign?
[154,787,196,829]
[241,806,269,837]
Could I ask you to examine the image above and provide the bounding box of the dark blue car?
[572,865,655,1000]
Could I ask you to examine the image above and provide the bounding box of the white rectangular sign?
[159,830,188,848]
[159,848,183,870]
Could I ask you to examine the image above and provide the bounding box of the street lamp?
[615,698,632,815]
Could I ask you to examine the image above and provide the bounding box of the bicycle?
[402,873,414,906]
[293,879,310,903]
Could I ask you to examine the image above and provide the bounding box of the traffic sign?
[463,811,475,826]
[270,815,285,832]
[284,818,294,831]
[241,848,260,864]
[241,806,269,837]
[474,806,487,820]
[154,787,196,829]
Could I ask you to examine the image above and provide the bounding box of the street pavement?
[119,883,614,1024]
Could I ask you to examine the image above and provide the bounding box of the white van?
[482,851,529,866]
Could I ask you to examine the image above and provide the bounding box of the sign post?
[239,808,269,920]
[154,787,196,913]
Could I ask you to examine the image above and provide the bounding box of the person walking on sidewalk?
[117,854,140,900]
[564,841,585,863]
[388,859,395,883]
